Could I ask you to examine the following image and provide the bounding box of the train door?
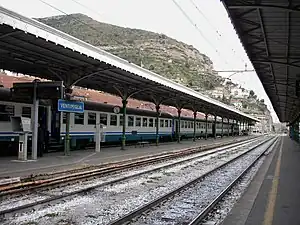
[51,111,61,141]
[38,106,47,130]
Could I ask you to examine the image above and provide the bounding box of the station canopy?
[222,0,300,123]
[0,6,258,123]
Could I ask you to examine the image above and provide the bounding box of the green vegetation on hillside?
[37,13,224,90]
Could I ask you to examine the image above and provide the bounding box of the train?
[0,87,240,156]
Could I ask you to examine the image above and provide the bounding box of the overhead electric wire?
[189,0,246,64]
[37,0,122,44]
[68,0,103,18]
[171,0,230,66]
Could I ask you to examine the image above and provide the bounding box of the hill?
[37,13,223,90]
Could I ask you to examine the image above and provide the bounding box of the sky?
[0,0,280,122]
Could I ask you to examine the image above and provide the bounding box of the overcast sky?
[0,0,280,122]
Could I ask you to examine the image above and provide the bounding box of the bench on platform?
[135,141,150,148]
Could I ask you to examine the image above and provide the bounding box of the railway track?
[107,136,278,225]
[0,136,258,197]
[0,137,266,221]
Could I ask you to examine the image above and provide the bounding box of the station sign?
[58,99,84,113]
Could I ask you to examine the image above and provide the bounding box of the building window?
[75,113,84,125]
[136,117,141,127]
[110,115,117,126]
[160,119,164,127]
[88,112,96,125]
[142,118,148,127]
[22,107,31,118]
[149,118,154,127]
[0,104,14,121]
[128,116,134,127]
[100,113,107,125]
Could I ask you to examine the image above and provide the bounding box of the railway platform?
[222,135,300,225]
[0,136,252,179]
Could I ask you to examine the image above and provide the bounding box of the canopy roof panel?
[0,6,258,122]
[222,0,300,123]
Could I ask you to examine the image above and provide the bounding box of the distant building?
[251,109,274,134]
[231,87,250,98]
[210,86,231,99]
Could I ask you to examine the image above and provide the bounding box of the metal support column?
[221,117,224,138]
[121,99,128,150]
[64,87,72,156]
[64,112,71,156]
[214,115,217,139]
[177,108,181,143]
[193,111,197,142]
[155,104,160,146]
[205,114,208,140]
[31,80,39,160]
[227,118,230,136]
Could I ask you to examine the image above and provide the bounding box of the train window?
[181,121,184,128]
[169,120,172,127]
[165,120,168,127]
[185,121,187,128]
[191,122,194,129]
[120,115,123,126]
[142,118,148,127]
[100,113,107,125]
[0,104,14,121]
[75,113,84,125]
[136,117,141,127]
[128,116,134,127]
[62,112,67,124]
[154,119,157,127]
[88,112,96,125]
[160,119,164,127]
[149,118,154,127]
[22,107,31,118]
[110,115,117,126]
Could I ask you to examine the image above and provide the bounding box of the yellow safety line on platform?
[262,137,283,225]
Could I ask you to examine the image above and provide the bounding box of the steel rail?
[0,137,261,216]
[188,136,279,225]
[0,137,258,196]
[107,136,276,225]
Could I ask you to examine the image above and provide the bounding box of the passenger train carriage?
[0,88,240,156]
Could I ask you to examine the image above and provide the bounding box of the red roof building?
[0,72,209,120]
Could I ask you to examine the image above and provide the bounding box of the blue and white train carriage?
[0,87,240,155]
[60,101,239,146]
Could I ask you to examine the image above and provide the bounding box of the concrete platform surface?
[0,136,251,178]
[222,135,300,225]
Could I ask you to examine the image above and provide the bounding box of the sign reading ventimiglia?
[58,99,84,113]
